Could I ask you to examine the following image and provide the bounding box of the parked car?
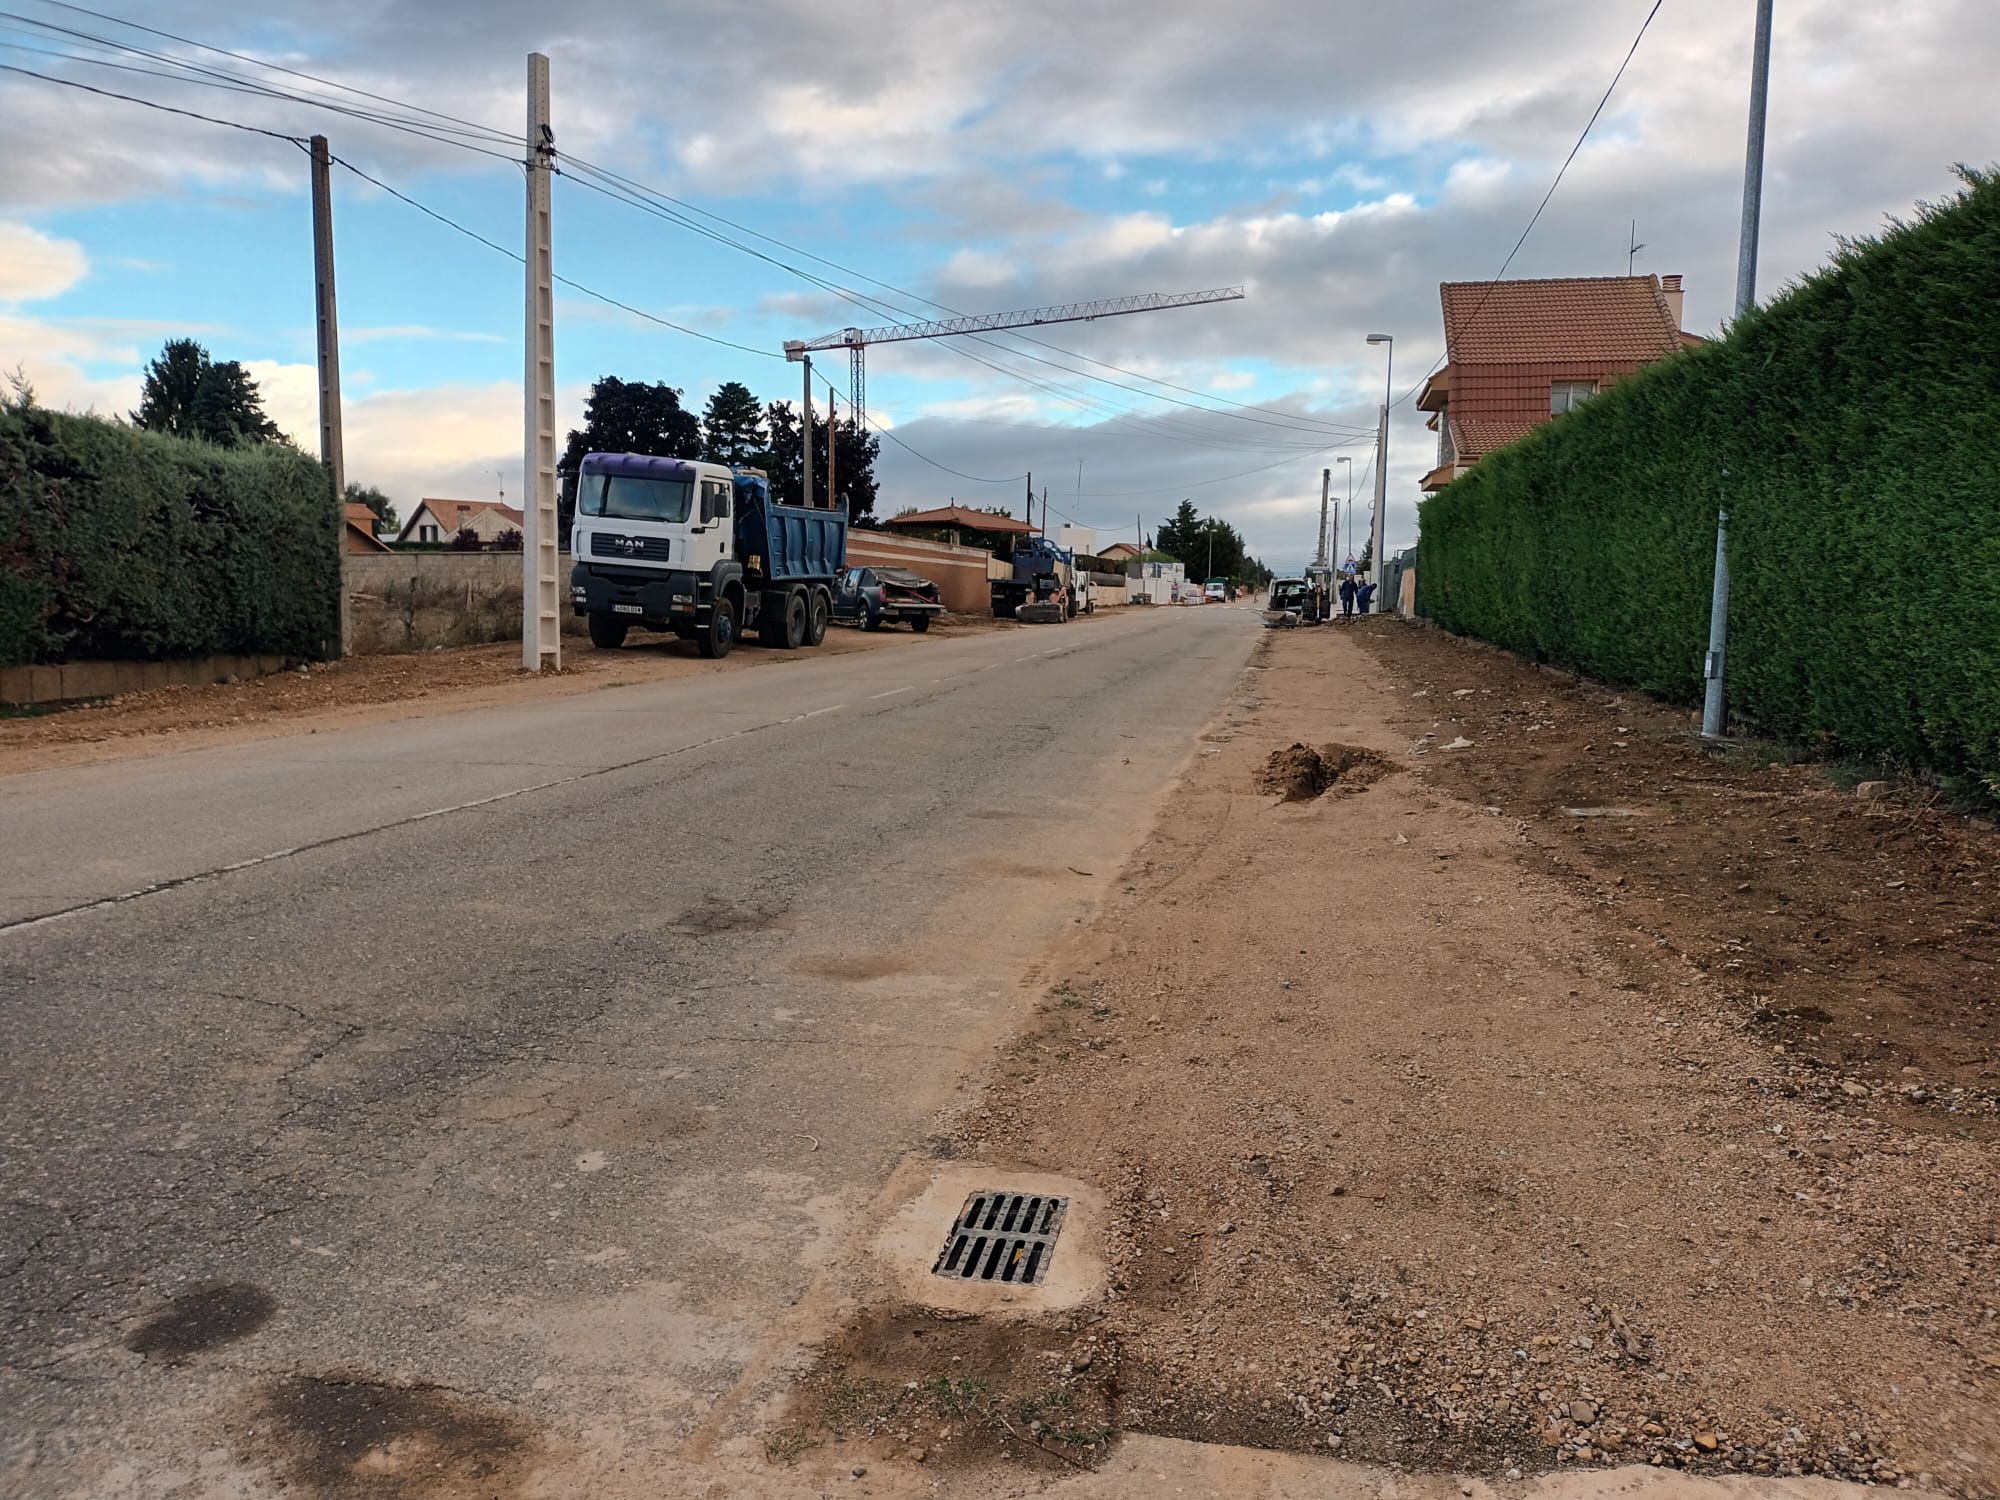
[833,566,944,632]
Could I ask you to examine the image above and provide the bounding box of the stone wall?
[345,551,526,655]
[0,653,292,705]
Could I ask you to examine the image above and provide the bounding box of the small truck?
[568,452,846,657]
[991,536,1077,620]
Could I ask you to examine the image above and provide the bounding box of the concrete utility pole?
[1365,333,1393,588]
[801,354,814,507]
[522,53,559,673]
[826,389,837,510]
[1705,0,1773,739]
[309,134,347,657]
[1313,467,1330,571]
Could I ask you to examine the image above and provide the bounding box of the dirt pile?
[1254,741,1392,800]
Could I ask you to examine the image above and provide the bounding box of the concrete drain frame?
[932,1191,1068,1286]
[876,1166,1102,1315]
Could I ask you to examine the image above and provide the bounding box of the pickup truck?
[833,566,944,631]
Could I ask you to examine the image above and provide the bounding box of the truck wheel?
[861,604,882,632]
[588,612,628,649]
[781,590,807,648]
[910,614,931,633]
[804,590,829,646]
[699,598,737,659]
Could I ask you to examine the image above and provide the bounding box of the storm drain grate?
[931,1191,1068,1285]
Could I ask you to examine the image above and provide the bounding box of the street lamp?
[1336,454,1353,562]
[1364,334,1393,607]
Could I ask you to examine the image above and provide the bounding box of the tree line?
[125,337,405,532]
[1155,499,1272,587]
[109,339,1268,580]
[556,376,881,537]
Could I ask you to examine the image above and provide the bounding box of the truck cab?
[568,452,846,657]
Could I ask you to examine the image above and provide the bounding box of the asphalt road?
[0,605,1258,1498]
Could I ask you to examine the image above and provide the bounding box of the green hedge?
[0,406,341,665]
[1419,168,2000,785]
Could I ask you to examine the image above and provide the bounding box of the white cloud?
[344,325,507,346]
[939,248,1015,289]
[0,222,88,303]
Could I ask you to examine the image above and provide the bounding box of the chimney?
[1661,273,1684,329]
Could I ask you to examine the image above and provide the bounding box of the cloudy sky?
[1,0,1991,568]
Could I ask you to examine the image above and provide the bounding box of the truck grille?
[590,533,671,562]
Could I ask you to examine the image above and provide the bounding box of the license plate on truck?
[613,604,643,615]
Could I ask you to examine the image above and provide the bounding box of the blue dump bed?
[732,470,846,583]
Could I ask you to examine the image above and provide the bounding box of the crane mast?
[785,286,1245,433]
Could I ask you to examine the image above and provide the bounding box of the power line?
[560,156,1378,441]
[0,9,520,158]
[558,165,1360,453]
[1072,434,1374,499]
[13,5,1367,445]
[14,3,1368,442]
[0,60,304,142]
[861,410,1027,486]
[23,0,517,144]
[325,154,784,360]
[1395,0,1666,408]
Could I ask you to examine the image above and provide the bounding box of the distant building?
[1054,524,1097,557]
[1417,273,1697,492]
[1128,557,1187,606]
[882,504,1035,550]
[398,499,526,545]
[343,503,391,554]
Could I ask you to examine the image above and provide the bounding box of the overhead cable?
[1394,0,1666,408]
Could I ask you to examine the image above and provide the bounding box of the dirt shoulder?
[799,621,1997,1497]
[0,609,1066,779]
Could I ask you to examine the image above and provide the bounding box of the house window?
[419,523,439,542]
[1551,381,1598,415]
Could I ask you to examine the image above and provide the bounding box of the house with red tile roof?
[1416,273,1696,492]
[396,498,526,545]
[343,502,391,554]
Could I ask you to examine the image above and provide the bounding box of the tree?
[345,483,398,534]
[700,381,766,467]
[1155,499,1263,584]
[449,526,485,551]
[762,401,881,521]
[492,527,523,552]
[131,338,283,447]
[557,376,703,536]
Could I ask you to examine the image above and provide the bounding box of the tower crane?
[783,287,1245,439]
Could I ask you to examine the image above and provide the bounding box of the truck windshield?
[580,473,693,523]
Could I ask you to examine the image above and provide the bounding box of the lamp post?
[1336,454,1353,563]
[1364,334,1393,598]
[1704,0,1774,740]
